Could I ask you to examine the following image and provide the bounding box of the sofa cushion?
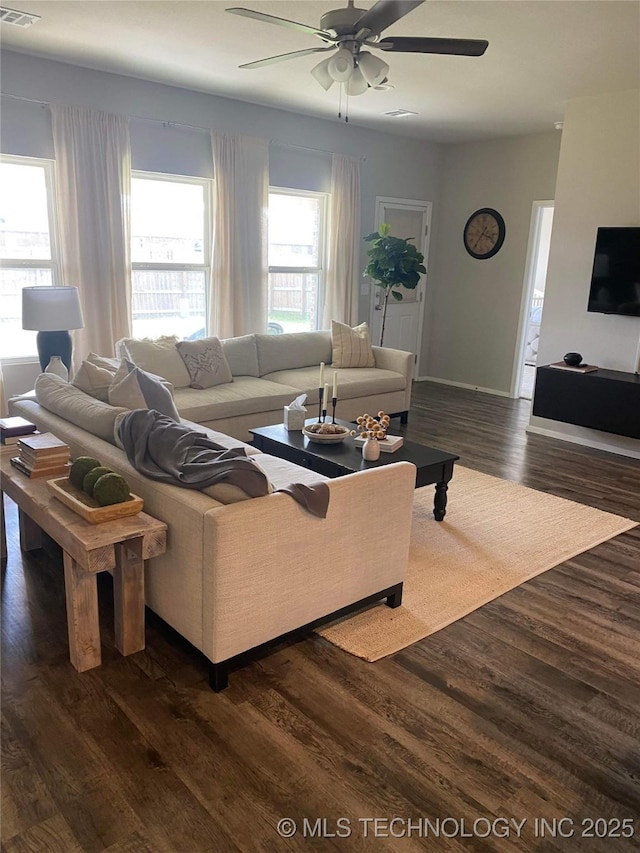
[35,373,129,443]
[120,338,191,388]
[72,360,115,403]
[176,337,233,389]
[331,321,375,368]
[255,331,332,376]
[86,352,119,373]
[221,334,260,377]
[172,376,302,423]
[109,360,181,420]
[262,365,406,404]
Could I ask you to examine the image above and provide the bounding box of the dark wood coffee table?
[250,419,460,521]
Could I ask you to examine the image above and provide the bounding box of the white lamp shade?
[311,56,335,91]
[358,51,390,87]
[328,48,354,82]
[346,65,369,96]
[22,286,84,331]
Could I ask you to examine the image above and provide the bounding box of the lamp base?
[36,330,72,373]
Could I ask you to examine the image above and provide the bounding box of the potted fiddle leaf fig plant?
[363,223,426,346]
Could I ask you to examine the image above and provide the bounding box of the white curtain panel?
[0,362,6,417]
[210,132,268,338]
[322,153,361,329]
[51,105,132,364]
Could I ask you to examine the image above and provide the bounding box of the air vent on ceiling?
[0,6,40,27]
[384,109,418,118]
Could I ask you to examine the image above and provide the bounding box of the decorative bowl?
[302,424,351,444]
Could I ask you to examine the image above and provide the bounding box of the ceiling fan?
[226,0,488,97]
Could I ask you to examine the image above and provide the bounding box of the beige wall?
[529,89,640,457]
[422,132,561,391]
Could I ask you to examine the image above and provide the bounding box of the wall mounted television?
[587,226,640,316]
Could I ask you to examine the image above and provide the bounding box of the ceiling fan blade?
[377,36,489,56]
[226,7,333,40]
[239,47,335,70]
[353,0,425,39]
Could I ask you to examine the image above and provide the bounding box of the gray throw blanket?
[117,409,329,518]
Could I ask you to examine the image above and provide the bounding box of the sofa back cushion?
[221,334,260,377]
[255,331,332,376]
[118,337,191,388]
[35,373,128,443]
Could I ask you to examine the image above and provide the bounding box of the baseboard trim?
[416,376,512,398]
[526,424,640,460]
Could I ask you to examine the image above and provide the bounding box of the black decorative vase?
[563,352,583,367]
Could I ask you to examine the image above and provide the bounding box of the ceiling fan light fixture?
[311,56,335,90]
[358,51,389,87]
[328,47,354,82]
[346,65,368,96]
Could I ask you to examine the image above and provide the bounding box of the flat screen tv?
[587,226,640,316]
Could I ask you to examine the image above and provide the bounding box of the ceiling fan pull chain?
[338,82,343,120]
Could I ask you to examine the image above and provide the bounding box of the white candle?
[323,384,329,409]
[332,371,338,399]
[319,362,325,388]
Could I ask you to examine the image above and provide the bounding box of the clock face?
[463,208,506,259]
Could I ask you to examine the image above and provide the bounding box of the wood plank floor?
[2,381,639,852]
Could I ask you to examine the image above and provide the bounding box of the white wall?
[0,50,449,394]
[529,89,640,457]
[423,132,561,393]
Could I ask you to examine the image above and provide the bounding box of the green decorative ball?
[82,466,113,497]
[69,456,101,489]
[93,473,131,506]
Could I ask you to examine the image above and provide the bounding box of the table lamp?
[22,286,85,372]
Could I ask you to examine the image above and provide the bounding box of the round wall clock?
[463,208,506,259]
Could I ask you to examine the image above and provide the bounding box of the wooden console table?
[0,448,167,672]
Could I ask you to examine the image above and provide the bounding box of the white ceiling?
[1,1,639,142]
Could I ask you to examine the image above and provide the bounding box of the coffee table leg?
[63,551,101,672]
[114,538,145,656]
[434,482,448,521]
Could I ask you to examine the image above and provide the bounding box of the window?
[268,189,327,332]
[0,155,60,359]
[131,172,211,340]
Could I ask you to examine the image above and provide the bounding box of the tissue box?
[284,405,306,431]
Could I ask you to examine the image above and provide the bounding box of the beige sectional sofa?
[116,330,414,441]
[12,374,416,689]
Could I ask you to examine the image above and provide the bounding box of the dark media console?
[533,365,640,440]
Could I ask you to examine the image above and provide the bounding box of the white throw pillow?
[331,320,375,368]
[109,360,180,421]
[176,337,233,389]
[86,352,119,374]
[72,360,116,403]
[122,338,191,388]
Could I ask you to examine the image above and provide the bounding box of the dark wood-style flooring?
[2,381,639,852]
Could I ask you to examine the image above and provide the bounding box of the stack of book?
[11,432,71,478]
[0,416,38,446]
[354,433,404,453]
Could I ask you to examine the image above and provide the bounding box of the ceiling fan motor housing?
[320,6,368,37]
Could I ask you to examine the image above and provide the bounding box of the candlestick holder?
[317,386,324,423]
[331,397,337,424]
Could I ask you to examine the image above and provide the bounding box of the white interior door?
[369,198,431,376]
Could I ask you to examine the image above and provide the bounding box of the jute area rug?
[317,466,637,661]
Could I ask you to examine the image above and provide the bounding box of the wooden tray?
[47,477,144,524]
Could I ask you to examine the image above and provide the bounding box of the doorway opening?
[514,201,554,399]
[368,197,431,377]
